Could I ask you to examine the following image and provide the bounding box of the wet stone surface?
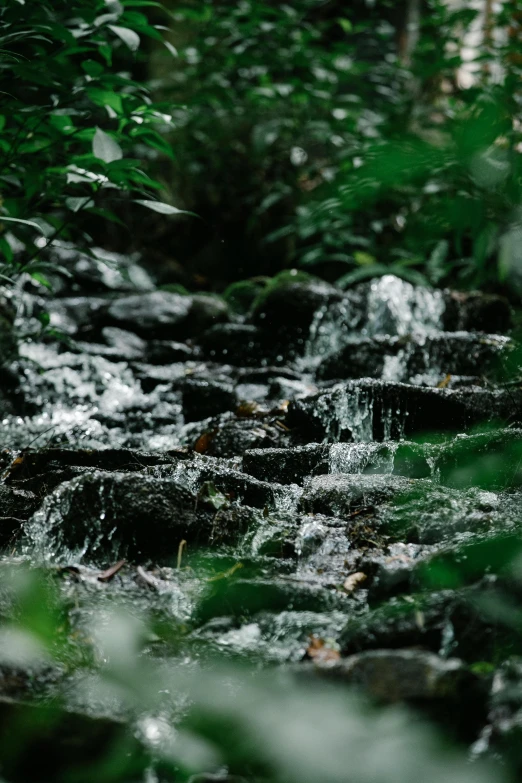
[1,266,522,775]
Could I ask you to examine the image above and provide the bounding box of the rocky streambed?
[0,251,522,781]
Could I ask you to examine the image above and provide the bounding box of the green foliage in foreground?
[0,0,181,288]
[0,563,505,783]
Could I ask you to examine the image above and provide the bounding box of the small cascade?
[326,384,374,442]
[303,275,446,370]
[304,297,361,367]
[365,275,445,337]
[329,442,396,474]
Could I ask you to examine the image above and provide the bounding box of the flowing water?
[0,271,519,780]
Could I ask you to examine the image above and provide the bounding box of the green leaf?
[32,272,52,291]
[163,41,178,57]
[81,60,104,77]
[134,200,196,216]
[65,197,95,212]
[338,18,352,33]
[92,127,123,163]
[0,216,46,234]
[108,25,140,51]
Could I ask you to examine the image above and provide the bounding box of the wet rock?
[433,429,522,491]
[380,484,509,544]
[0,486,39,545]
[243,445,329,485]
[243,441,431,485]
[4,448,180,495]
[186,294,229,334]
[313,649,472,702]
[443,290,512,333]
[339,585,517,661]
[43,243,154,295]
[318,333,512,383]
[198,323,273,366]
[107,291,192,339]
[363,542,433,599]
[146,339,198,364]
[288,380,522,443]
[318,336,401,381]
[301,474,420,518]
[188,417,290,459]
[47,296,110,337]
[24,472,253,562]
[251,278,343,336]
[196,576,349,624]
[181,378,238,422]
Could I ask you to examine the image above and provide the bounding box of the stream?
[0,249,521,782]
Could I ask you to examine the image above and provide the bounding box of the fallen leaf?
[343,572,367,594]
[194,431,215,454]
[98,559,126,582]
[306,635,340,663]
[437,373,452,389]
[236,401,260,418]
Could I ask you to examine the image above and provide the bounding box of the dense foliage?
[0,0,181,290]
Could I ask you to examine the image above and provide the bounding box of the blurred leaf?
[92,127,123,163]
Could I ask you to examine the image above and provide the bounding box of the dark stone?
[318,336,401,381]
[186,294,230,334]
[318,333,512,383]
[181,378,238,423]
[4,448,181,495]
[251,278,343,335]
[146,340,198,364]
[443,290,512,333]
[107,291,192,339]
[198,323,273,366]
[0,486,39,546]
[339,585,519,662]
[24,472,252,562]
[243,445,329,485]
[287,380,522,443]
[190,417,290,458]
[242,442,431,485]
[312,649,472,702]
[300,474,419,518]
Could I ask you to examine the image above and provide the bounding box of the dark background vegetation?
[2,0,522,297]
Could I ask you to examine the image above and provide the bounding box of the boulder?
[300,474,419,518]
[23,472,253,562]
[107,291,192,339]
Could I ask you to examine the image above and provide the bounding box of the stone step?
[287,380,522,442]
